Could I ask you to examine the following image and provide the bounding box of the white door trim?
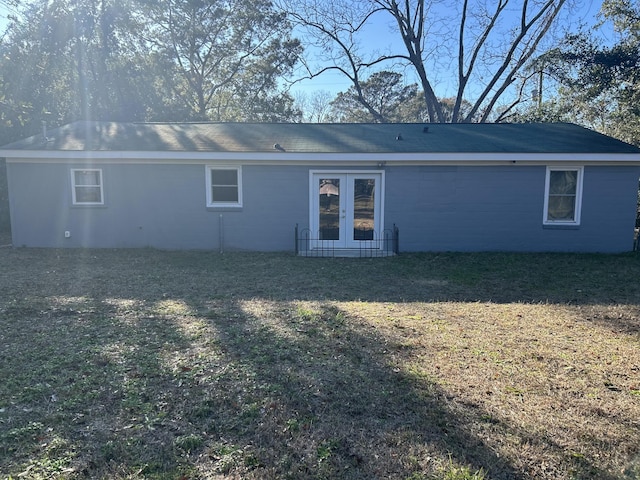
[309,170,385,250]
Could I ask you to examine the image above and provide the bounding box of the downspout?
[219,214,224,254]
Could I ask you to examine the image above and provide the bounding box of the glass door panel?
[318,178,342,241]
[352,178,375,241]
[311,172,383,251]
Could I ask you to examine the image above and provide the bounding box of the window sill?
[542,223,580,230]
[71,204,107,209]
[206,205,243,212]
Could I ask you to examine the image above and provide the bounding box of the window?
[543,167,583,225]
[71,169,103,205]
[206,166,242,207]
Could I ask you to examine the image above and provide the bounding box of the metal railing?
[295,224,399,257]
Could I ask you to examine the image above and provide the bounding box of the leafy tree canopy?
[515,0,640,145]
[329,71,423,123]
[0,0,303,145]
[139,0,302,121]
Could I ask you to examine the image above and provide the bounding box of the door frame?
[309,170,385,250]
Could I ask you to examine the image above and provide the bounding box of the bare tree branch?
[469,0,567,122]
[280,0,391,121]
[453,0,509,122]
[282,0,571,123]
[375,0,444,121]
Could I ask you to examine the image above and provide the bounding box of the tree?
[329,70,421,122]
[282,0,572,123]
[521,0,640,145]
[0,0,304,141]
[0,0,173,139]
[277,0,381,122]
[139,0,302,121]
[294,90,335,122]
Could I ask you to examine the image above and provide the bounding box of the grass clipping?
[0,249,638,479]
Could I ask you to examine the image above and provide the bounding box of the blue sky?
[0,1,615,103]
[290,0,613,99]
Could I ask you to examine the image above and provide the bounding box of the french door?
[310,171,384,249]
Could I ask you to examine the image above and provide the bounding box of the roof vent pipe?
[423,126,429,133]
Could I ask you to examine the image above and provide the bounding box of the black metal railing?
[295,224,399,257]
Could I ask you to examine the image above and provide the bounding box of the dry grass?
[0,248,639,479]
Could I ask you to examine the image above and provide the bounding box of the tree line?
[0,0,303,145]
[0,0,637,147]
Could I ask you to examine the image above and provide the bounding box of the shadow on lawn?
[1,249,637,479]
[197,300,627,480]
[0,297,201,477]
[200,300,521,479]
[0,291,581,480]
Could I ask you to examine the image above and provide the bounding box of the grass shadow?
[0,294,210,478]
[0,248,638,478]
[198,299,629,479]
[200,300,523,478]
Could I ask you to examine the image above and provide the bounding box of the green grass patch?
[0,248,639,479]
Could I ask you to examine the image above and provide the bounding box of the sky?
[289,0,614,101]
[0,0,617,104]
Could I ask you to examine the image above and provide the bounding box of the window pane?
[547,195,575,221]
[207,167,241,205]
[549,170,577,195]
[212,186,238,202]
[211,169,238,186]
[75,186,102,203]
[319,178,340,240]
[75,170,100,186]
[353,178,375,240]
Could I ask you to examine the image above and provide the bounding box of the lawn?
[0,248,639,480]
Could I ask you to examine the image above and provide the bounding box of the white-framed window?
[543,166,583,225]
[206,165,242,207]
[71,168,104,205]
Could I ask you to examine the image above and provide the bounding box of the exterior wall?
[7,160,640,252]
[7,162,309,250]
[384,165,640,252]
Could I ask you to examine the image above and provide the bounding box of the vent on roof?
[41,121,52,144]
[42,121,47,139]
[423,126,429,133]
[396,133,403,141]
[274,143,285,152]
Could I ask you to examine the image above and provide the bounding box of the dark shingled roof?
[2,121,639,154]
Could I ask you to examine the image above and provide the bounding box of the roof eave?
[3,150,640,164]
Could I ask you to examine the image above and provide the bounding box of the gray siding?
[384,165,640,252]
[7,161,640,252]
[8,163,309,250]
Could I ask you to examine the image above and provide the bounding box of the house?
[2,121,640,254]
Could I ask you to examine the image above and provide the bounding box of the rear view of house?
[3,121,640,254]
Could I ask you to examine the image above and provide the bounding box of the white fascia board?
[4,150,640,165]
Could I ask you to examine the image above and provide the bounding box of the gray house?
[3,121,640,254]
